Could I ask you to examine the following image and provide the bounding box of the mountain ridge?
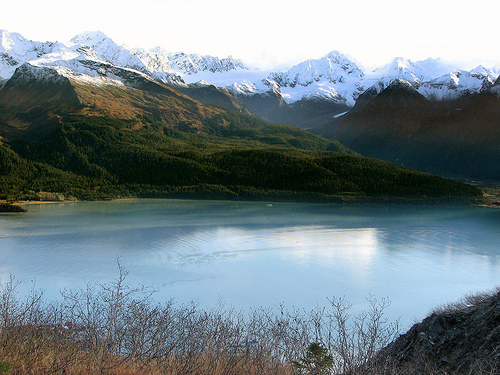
[1,29,499,108]
[1,29,498,184]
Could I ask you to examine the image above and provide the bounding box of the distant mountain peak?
[70,31,130,63]
[393,56,412,67]
[370,57,426,84]
[265,51,365,105]
[0,29,28,53]
[271,51,364,83]
[387,78,414,88]
[0,30,65,80]
[166,51,247,74]
[70,31,112,46]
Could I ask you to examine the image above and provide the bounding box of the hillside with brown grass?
[0,62,226,141]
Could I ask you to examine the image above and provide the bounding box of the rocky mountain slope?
[372,288,500,374]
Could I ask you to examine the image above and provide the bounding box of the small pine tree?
[293,342,333,375]
[0,362,11,373]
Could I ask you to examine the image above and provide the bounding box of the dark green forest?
[0,113,481,203]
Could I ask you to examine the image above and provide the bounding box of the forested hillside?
[0,114,481,203]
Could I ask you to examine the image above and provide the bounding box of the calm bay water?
[1,199,499,328]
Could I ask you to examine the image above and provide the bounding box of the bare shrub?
[0,276,82,374]
[0,263,402,375]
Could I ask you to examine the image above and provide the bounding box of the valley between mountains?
[1,29,498,203]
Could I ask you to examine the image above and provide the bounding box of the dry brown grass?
[429,286,500,315]
[73,79,224,131]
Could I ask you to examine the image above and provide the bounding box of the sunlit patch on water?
[144,225,379,266]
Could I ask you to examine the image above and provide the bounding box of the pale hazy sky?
[2,0,499,70]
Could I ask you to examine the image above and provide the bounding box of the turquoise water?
[1,199,499,328]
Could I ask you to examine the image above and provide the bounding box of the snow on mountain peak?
[470,65,500,80]
[370,57,427,84]
[264,51,365,105]
[0,29,60,60]
[0,30,29,55]
[269,51,364,88]
[70,31,110,45]
[69,31,146,71]
[0,30,251,89]
[164,51,247,75]
[414,57,459,78]
[0,29,67,80]
[2,30,500,105]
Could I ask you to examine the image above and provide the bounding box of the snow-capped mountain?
[363,57,500,100]
[417,69,497,100]
[70,31,147,72]
[131,48,248,86]
[0,30,66,82]
[0,30,250,88]
[368,57,439,86]
[69,32,248,79]
[1,29,499,106]
[266,51,365,106]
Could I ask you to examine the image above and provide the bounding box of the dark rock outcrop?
[374,290,500,374]
[0,202,26,212]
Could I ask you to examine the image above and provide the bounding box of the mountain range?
[2,30,499,110]
[0,29,498,187]
[313,78,500,181]
[0,29,483,203]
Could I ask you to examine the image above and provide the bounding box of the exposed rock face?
[374,291,500,374]
[491,75,500,96]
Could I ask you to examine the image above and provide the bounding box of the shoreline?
[6,182,500,209]
[7,194,496,209]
